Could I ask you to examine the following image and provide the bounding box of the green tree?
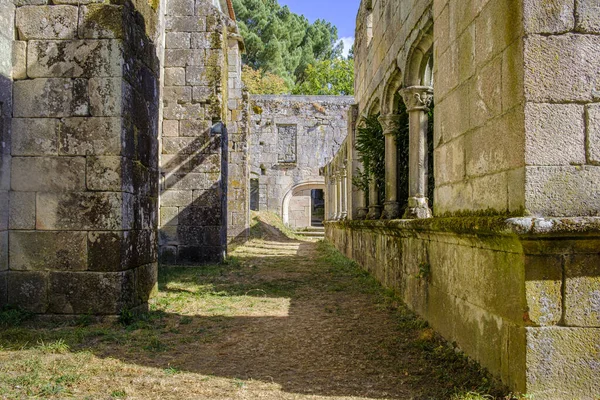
[292,58,354,96]
[232,0,342,88]
[242,65,289,94]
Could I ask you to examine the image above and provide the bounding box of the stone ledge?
[325,216,600,238]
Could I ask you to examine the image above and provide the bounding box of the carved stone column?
[341,163,348,219]
[400,86,433,219]
[378,114,402,219]
[335,170,343,220]
[356,189,368,219]
[366,174,381,219]
[329,171,337,221]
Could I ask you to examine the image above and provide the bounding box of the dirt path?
[0,214,505,400]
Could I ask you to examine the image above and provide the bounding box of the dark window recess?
[250,179,260,211]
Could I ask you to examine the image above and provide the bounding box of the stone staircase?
[294,226,325,240]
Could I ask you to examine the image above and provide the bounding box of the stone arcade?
[1,0,599,398]
[324,0,600,398]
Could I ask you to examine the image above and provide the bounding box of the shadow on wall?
[0,72,11,307]
[5,0,160,314]
[159,127,228,265]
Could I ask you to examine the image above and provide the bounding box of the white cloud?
[338,37,355,58]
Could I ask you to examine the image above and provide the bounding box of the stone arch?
[381,67,404,115]
[404,23,434,87]
[282,181,326,227]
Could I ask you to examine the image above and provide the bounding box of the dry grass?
[0,213,524,399]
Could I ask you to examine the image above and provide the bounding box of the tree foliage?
[353,114,385,201]
[292,59,354,96]
[232,0,344,89]
[242,65,289,94]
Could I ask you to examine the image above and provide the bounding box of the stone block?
[166,0,194,16]
[525,33,600,102]
[88,231,129,272]
[36,191,129,230]
[59,117,122,155]
[526,327,600,398]
[162,136,209,155]
[564,254,600,326]
[160,207,179,227]
[9,191,36,230]
[470,172,508,212]
[86,156,129,191]
[165,49,205,67]
[0,272,6,306]
[13,78,89,117]
[465,108,524,177]
[16,5,78,40]
[502,39,524,113]
[159,246,177,264]
[135,262,158,303]
[163,86,192,104]
[11,156,86,191]
[162,120,179,137]
[525,255,563,326]
[165,16,206,32]
[163,103,205,120]
[89,78,123,116]
[159,226,178,245]
[192,86,213,102]
[474,0,522,67]
[163,172,211,191]
[48,271,134,314]
[8,271,48,313]
[524,103,585,166]
[524,0,575,33]
[186,65,212,85]
[585,104,600,164]
[11,118,59,155]
[0,231,7,271]
[575,0,600,33]
[78,4,124,39]
[470,55,502,129]
[177,246,221,263]
[160,190,193,207]
[165,67,186,86]
[178,207,220,226]
[27,39,123,78]
[191,32,211,49]
[12,41,27,80]
[179,118,210,137]
[166,32,191,49]
[434,136,464,185]
[525,166,600,216]
[10,231,87,271]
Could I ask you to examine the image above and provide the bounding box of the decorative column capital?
[400,86,433,112]
[378,114,402,135]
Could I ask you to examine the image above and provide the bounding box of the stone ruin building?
[324,0,600,398]
[0,0,599,398]
[248,95,353,230]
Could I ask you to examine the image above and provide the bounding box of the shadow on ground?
[0,215,507,399]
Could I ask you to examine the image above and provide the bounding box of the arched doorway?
[282,181,325,228]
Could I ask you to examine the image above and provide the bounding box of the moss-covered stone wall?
[326,218,600,398]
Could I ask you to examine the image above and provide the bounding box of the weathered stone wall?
[249,95,353,227]
[5,0,162,314]
[522,0,600,216]
[326,219,600,398]
[324,0,600,398]
[0,0,14,307]
[158,0,247,263]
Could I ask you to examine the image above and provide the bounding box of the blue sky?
[278,0,361,57]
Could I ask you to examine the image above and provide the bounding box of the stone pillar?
[335,170,342,220]
[401,86,433,219]
[366,174,381,219]
[8,1,161,314]
[330,174,338,220]
[378,114,402,219]
[341,163,348,219]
